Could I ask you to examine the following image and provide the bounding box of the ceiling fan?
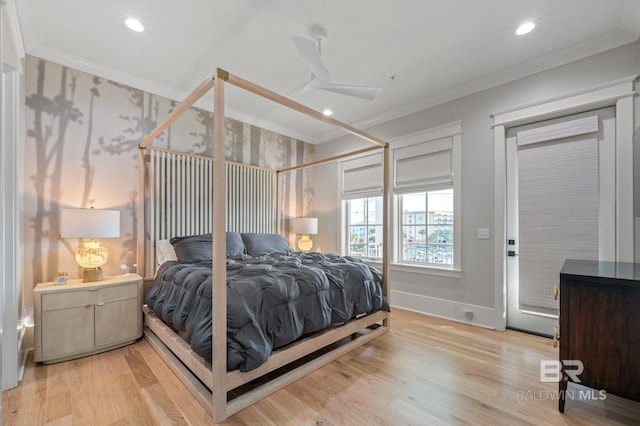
[291,26,383,101]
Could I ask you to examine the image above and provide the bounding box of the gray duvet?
[145,252,389,372]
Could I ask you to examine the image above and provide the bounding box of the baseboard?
[17,325,32,385]
[390,289,506,330]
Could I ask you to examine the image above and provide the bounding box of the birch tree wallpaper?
[23,56,314,303]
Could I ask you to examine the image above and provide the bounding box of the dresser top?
[561,259,640,284]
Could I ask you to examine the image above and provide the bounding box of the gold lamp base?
[83,267,103,283]
[297,235,313,252]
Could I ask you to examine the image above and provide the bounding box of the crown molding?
[2,0,26,73]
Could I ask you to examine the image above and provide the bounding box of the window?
[346,196,383,259]
[400,189,453,265]
[339,153,384,260]
[391,122,461,271]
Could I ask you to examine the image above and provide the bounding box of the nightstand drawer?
[99,282,138,302]
[42,289,96,311]
[41,282,139,311]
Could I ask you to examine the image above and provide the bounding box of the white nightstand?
[34,274,143,363]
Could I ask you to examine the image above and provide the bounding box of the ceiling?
[15,0,640,144]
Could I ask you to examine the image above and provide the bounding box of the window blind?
[340,153,383,199]
[516,115,598,146]
[392,137,452,193]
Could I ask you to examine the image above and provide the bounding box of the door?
[95,296,139,347]
[506,108,616,336]
[42,305,95,358]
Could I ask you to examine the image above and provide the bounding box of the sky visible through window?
[402,189,452,213]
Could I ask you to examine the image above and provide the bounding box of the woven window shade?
[517,120,599,314]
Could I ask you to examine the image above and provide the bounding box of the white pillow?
[156,239,178,264]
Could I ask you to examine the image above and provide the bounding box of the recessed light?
[323,109,333,116]
[516,22,535,35]
[125,18,144,32]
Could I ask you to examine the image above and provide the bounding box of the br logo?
[540,360,584,383]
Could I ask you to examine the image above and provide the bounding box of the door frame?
[491,75,636,331]
[1,0,26,392]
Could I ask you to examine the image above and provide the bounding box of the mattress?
[145,251,389,372]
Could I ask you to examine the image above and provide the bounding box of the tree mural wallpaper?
[25,59,84,285]
[23,56,314,313]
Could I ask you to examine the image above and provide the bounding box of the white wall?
[315,41,640,328]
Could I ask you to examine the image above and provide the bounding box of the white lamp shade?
[292,217,318,235]
[60,209,120,238]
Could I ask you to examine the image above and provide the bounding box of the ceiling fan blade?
[291,36,329,81]
[319,83,383,100]
[287,76,319,97]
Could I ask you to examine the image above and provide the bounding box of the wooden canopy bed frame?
[136,68,391,422]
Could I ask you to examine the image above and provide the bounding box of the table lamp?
[60,208,120,282]
[292,217,318,252]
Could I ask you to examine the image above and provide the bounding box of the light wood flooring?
[3,308,640,425]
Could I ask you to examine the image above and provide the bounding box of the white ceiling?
[15,0,640,144]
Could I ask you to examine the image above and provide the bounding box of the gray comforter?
[145,252,389,372]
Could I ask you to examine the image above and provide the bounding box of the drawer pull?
[553,283,560,300]
[97,302,105,306]
[553,326,559,348]
[90,288,99,292]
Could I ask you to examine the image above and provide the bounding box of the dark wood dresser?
[559,259,640,412]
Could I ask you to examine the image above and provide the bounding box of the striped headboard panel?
[144,149,277,273]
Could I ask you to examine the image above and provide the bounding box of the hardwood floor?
[3,308,640,425]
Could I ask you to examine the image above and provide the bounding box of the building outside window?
[400,189,453,265]
[346,196,383,259]
[339,153,384,260]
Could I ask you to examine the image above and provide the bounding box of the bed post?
[276,171,281,235]
[382,144,391,327]
[137,148,146,279]
[211,68,228,422]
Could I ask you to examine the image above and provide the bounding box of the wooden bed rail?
[277,145,382,174]
[219,70,387,148]
[139,75,216,149]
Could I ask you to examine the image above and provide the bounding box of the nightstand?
[34,274,143,363]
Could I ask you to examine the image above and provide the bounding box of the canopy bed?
[136,68,391,422]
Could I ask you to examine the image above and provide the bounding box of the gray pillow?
[170,232,247,262]
[226,232,246,259]
[241,233,293,256]
[170,233,212,263]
